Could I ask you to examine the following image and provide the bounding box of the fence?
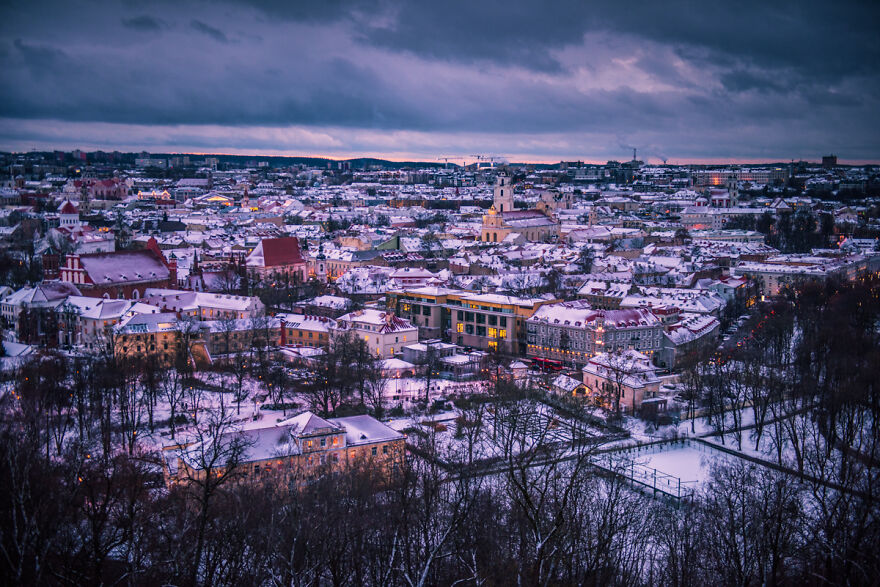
[592,438,724,501]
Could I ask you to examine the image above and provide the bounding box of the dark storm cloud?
[0,0,877,160]
[11,39,67,74]
[720,70,790,94]
[121,15,165,32]
[352,1,880,78]
[190,20,229,43]
[230,0,384,23]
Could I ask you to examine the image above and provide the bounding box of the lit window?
[456,323,464,333]
[488,327,497,338]
[488,341,498,351]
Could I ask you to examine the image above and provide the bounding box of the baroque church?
[480,171,559,243]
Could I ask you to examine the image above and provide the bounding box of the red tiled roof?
[59,200,78,214]
[261,237,305,267]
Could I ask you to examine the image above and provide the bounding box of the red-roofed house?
[246,237,308,281]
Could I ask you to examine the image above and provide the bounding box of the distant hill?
[148,153,448,170]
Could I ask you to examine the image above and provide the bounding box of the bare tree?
[175,403,254,587]
[225,351,252,416]
[417,341,444,407]
[266,365,293,416]
[304,330,362,416]
[493,398,600,585]
[160,366,187,440]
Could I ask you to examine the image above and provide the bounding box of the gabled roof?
[59,200,78,215]
[78,249,170,285]
[333,414,404,446]
[277,411,340,436]
[246,237,305,268]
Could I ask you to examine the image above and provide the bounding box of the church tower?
[494,171,514,213]
[726,175,739,207]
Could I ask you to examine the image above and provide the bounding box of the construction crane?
[470,154,503,168]
[438,156,465,169]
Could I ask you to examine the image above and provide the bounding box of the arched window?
[493,233,497,242]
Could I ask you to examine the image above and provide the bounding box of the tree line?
[0,275,877,585]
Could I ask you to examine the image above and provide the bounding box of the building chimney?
[168,259,177,287]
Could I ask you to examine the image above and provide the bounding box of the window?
[320,438,326,447]
[488,315,497,326]
[371,446,378,456]
[457,310,463,320]
[465,324,474,335]
[500,317,507,327]
[488,327,498,338]
[456,323,464,333]
[476,326,486,337]
[488,340,498,351]
[476,313,486,324]
[382,445,388,454]
[423,306,431,316]
[465,311,474,322]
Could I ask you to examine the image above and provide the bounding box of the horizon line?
[5,148,879,167]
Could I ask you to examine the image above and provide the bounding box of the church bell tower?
[494,172,514,213]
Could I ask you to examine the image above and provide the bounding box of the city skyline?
[4,147,874,168]
[1,0,879,163]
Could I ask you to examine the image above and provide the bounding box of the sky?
[1,0,879,164]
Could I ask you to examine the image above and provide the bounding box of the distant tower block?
[822,154,838,169]
[494,171,514,213]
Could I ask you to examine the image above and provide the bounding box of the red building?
[245,236,308,281]
[73,178,128,200]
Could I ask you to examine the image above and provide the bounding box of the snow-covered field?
[600,440,737,497]
[632,445,722,485]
